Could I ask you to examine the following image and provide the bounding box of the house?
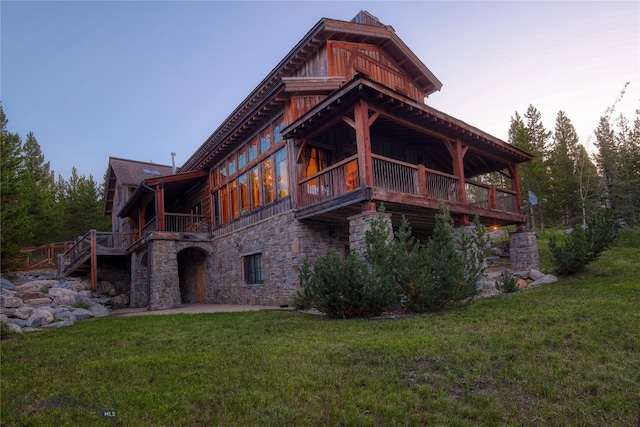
[61,11,536,310]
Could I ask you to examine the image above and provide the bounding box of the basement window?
[244,253,264,284]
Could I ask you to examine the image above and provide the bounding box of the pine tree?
[21,132,62,244]
[0,106,31,270]
[547,111,581,226]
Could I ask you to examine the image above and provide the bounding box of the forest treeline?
[1,87,639,269]
[507,83,639,231]
[1,105,111,269]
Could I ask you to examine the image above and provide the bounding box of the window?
[219,187,229,224]
[273,116,285,145]
[244,253,264,284]
[262,158,274,203]
[230,180,239,219]
[275,148,288,199]
[237,146,247,171]
[248,138,258,162]
[249,166,261,209]
[238,173,249,214]
[228,154,237,177]
[260,127,272,154]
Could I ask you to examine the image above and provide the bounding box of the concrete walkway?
[111,304,291,317]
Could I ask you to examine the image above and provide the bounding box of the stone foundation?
[509,231,539,269]
[348,210,392,256]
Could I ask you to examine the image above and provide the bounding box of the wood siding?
[328,41,423,102]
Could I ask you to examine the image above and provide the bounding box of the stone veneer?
[348,210,392,256]
[509,230,539,269]
[209,211,347,306]
[129,210,348,310]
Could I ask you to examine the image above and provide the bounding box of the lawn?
[1,236,639,426]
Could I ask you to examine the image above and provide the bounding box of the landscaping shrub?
[298,203,488,317]
[548,208,617,275]
[296,250,396,318]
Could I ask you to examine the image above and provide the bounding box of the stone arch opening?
[177,247,207,304]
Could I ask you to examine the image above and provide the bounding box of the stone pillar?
[348,210,392,257]
[129,250,148,308]
[510,231,539,269]
[148,240,182,310]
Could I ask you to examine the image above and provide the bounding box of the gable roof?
[180,10,442,173]
[104,157,175,216]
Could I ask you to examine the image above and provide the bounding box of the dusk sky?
[2,1,638,181]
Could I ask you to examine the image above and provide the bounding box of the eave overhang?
[282,75,534,166]
[117,170,209,218]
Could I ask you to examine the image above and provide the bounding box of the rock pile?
[476,267,558,298]
[1,273,129,334]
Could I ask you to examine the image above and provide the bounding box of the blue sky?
[2,1,638,181]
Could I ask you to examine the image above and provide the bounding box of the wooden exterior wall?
[328,41,423,102]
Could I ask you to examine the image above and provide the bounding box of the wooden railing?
[299,154,518,214]
[165,213,210,233]
[298,155,359,206]
[18,242,73,270]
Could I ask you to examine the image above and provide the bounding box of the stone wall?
[208,211,348,306]
[348,210,392,256]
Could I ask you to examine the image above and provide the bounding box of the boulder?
[88,304,110,318]
[53,282,75,290]
[54,310,76,324]
[2,307,32,319]
[113,294,129,305]
[72,308,93,321]
[528,268,545,281]
[25,297,52,306]
[0,313,8,323]
[48,287,77,298]
[530,274,558,286]
[16,280,59,292]
[69,281,87,292]
[6,323,23,334]
[32,308,54,324]
[25,315,45,328]
[79,290,92,298]
[1,278,16,291]
[97,281,118,297]
[1,296,23,308]
[42,321,74,329]
[7,318,28,327]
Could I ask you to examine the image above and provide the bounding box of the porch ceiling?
[283,75,533,175]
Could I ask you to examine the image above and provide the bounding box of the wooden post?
[354,98,374,188]
[489,185,497,210]
[417,164,427,197]
[508,164,523,215]
[90,229,97,292]
[157,182,165,232]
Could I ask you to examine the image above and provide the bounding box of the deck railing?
[165,213,210,233]
[18,242,73,270]
[298,155,359,206]
[299,154,518,214]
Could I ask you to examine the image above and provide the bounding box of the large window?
[213,115,288,226]
[244,253,264,284]
[275,148,288,198]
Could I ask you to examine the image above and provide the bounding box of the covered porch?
[283,75,533,231]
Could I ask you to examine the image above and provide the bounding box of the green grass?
[2,241,639,426]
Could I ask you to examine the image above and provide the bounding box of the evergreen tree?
[0,106,31,270]
[59,168,110,240]
[21,132,62,244]
[547,111,580,225]
[574,143,603,227]
[510,106,551,230]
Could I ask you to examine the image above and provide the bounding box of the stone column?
[148,240,182,310]
[348,210,392,258]
[510,231,539,269]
